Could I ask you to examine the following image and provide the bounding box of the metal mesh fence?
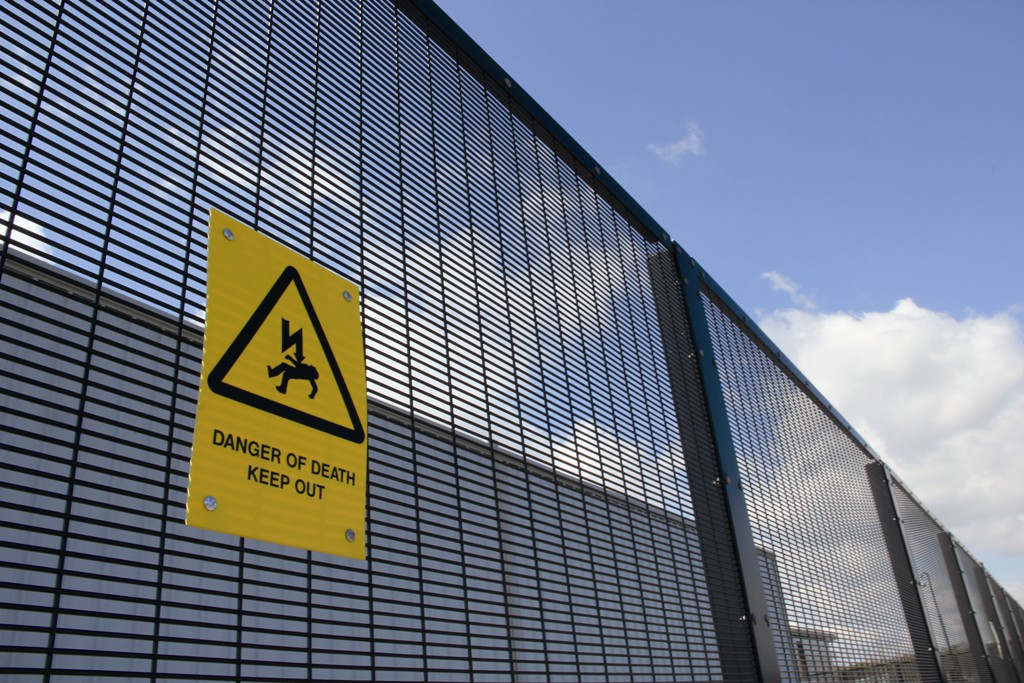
[992,581,1024,683]
[894,480,983,683]
[957,546,1019,683]
[700,290,929,683]
[0,255,730,681]
[1,0,733,680]
[1,0,1022,681]
[1006,592,1024,683]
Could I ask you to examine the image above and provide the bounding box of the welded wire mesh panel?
[494,459,723,682]
[11,0,1019,681]
[1,0,727,680]
[700,291,922,683]
[0,260,726,680]
[990,581,1024,683]
[956,547,1019,683]
[1007,595,1024,683]
[1003,592,1024,682]
[0,263,206,681]
[894,481,983,682]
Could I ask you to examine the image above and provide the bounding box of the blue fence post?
[670,243,782,683]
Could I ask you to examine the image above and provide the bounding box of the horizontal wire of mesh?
[1,0,724,680]
[700,291,923,683]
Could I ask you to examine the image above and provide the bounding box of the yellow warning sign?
[186,209,367,559]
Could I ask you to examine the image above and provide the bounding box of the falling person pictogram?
[268,318,319,398]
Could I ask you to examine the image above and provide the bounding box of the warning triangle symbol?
[207,266,365,444]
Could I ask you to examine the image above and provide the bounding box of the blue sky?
[437,1,1024,599]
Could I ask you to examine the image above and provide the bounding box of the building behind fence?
[2,0,1022,681]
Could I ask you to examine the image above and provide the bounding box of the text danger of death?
[211,428,358,487]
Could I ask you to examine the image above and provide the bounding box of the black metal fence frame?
[1,0,1021,681]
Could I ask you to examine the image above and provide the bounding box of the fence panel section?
[0,0,750,680]
[699,289,934,683]
[895,479,988,682]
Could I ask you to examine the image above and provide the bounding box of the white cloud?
[762,270,817,310]
[648,121,705,163]
[757,298,1024,595]
[2,210,54,257]
[551,420,689,518]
